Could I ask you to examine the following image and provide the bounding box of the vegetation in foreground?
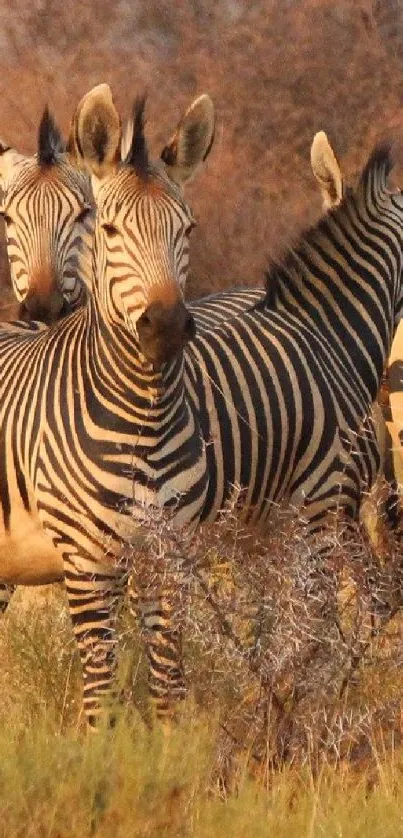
[0,703,402,837]
[0,506,401,837]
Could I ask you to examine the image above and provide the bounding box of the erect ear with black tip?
[161,94,215,188]
[310,131,343,210]
[67,84,121,190]
[38,107,65,167]
[0,141,25,212]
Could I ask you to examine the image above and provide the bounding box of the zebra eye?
[76,207,92,224]
[1,213,12,226]
[186,220,197,237]
[102,223,119,238]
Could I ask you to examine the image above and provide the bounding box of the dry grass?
[0,695,403,837]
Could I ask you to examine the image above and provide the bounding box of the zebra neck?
[265,155,403,405]
[86,296,188,419]
[272,249,395,404]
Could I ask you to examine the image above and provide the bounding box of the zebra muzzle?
[137,300,196,366]
[22,284,65,325]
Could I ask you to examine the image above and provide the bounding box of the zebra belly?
[0,508,63,586]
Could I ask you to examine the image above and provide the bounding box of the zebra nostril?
[184,312,195,338]
[139,312,152,328]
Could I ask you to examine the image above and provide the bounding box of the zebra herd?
[0,83,401,727]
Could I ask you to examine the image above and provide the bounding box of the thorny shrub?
[129,490,402,777]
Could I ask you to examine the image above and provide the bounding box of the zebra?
[0,113,341,639]
[311,131,401,542]
[192,133,396,559]
[1,83,401,728]
[0,108,94,324]
[0,123,348,635]
[386,328,403,492]
[0,106,97,614]
[0,83,217,726]
[0,90,261,621]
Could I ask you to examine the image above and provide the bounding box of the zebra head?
[0,109,94,324]
[70,84,215,367]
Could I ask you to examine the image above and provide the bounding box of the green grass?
[0,586,401,837]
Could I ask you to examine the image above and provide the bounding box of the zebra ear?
[310,131,343,210]
[120,118,133,163]
[161,94,215,188]
[67,84,121,190]
[0,141,25,196]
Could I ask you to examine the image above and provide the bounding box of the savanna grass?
[0,686,400,837]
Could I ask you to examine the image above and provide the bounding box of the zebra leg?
[128,565,186,721]
[64,564,125,728]
[0,584,15,614]
[129,574,185,721]
[142,589,186,721]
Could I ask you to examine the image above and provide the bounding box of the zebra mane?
[264,140,396,306]
[359,140,394,187]
[38,107,65,168]
[123,96,149,176]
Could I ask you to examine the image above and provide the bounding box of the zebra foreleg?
[64,564,126,729]
[129,575,185,721]
[143,590,186,721]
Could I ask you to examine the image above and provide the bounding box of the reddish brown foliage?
[0,0,403,298]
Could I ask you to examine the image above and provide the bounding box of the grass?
[0,698,402,837]
[0,580,400,837]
